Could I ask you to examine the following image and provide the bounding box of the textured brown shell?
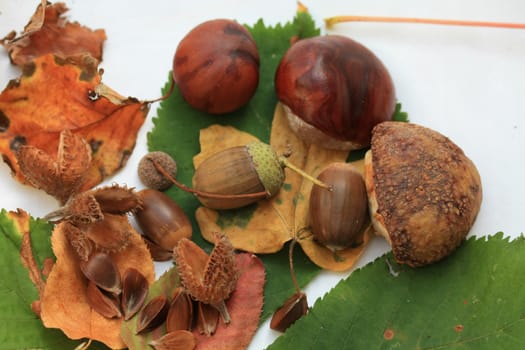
[365,121,482,267]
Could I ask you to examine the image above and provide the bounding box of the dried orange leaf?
[0,54,149,192]
[1,2,106,67]
[40,221,155,349]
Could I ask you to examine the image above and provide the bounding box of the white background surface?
[1,1,524,349]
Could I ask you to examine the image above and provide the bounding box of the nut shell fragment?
[365,121,482,266]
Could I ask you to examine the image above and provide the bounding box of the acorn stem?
[279,157,332,191]
[152,159,269,200]
[325,15,525,30]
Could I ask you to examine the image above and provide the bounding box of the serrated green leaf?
[0,210,108,350]
[268,233,525,350]
[148,12,321,321]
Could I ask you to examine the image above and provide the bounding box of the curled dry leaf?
[196,103,370,271]
[1,1,106,67]
[0,54,149,194]
[40,221,155,349]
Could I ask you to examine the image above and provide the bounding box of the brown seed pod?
[86,281,122,319]
[121,268,149,321]
[134,189,192,251]
[166,287,193,332]
[275,35,396,150]
[149,330,196,350]
[80,252,122,294]
[173,19,260,114]
[138,151,177,191]
[136,295,169,334]
[309,162,369,250]
[270,291,308,332]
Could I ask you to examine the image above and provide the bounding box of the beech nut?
[173,19,260,114]
[309,162,369,250]
[275,35,396,150]
[364,121,482,267]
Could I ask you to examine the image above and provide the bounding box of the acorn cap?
[364,121,482,267]
[246,141,285,197]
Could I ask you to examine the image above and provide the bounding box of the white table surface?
[1,1,524,349]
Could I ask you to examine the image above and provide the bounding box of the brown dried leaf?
[1,2,106,67]
[0,54,149,194]
[40,221,155,349]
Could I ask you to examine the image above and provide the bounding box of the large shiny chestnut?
[173,19,260,114]
[275,35,396,150]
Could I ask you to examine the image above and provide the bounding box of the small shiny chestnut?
[173,19,260,114]
[275,35,396,150]
[134,189,192,251]
[309,162,369,250]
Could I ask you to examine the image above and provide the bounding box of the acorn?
[309,162,369,250]
[149,141,331,210]
[192,141,331,209]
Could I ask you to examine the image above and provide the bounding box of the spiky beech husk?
[173,233,238,323]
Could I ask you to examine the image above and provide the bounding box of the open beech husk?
[173,233,238,324]
[364,121,482,267]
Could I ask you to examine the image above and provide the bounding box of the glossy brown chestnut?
[173,19,260,114]
[275,35,396,150]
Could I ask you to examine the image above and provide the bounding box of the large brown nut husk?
[364,121,482,267]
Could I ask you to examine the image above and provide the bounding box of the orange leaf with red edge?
[1,1,106,67]
[0,54,149,194]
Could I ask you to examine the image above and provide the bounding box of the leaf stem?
[289,239,301,293]
[325,15,525,30]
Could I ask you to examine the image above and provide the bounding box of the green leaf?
[0,210,108,350]
[148,12,321,321]
[268,233,525,349]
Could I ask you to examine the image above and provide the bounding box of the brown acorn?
[309,162,369,250]
[134,189,192,252]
